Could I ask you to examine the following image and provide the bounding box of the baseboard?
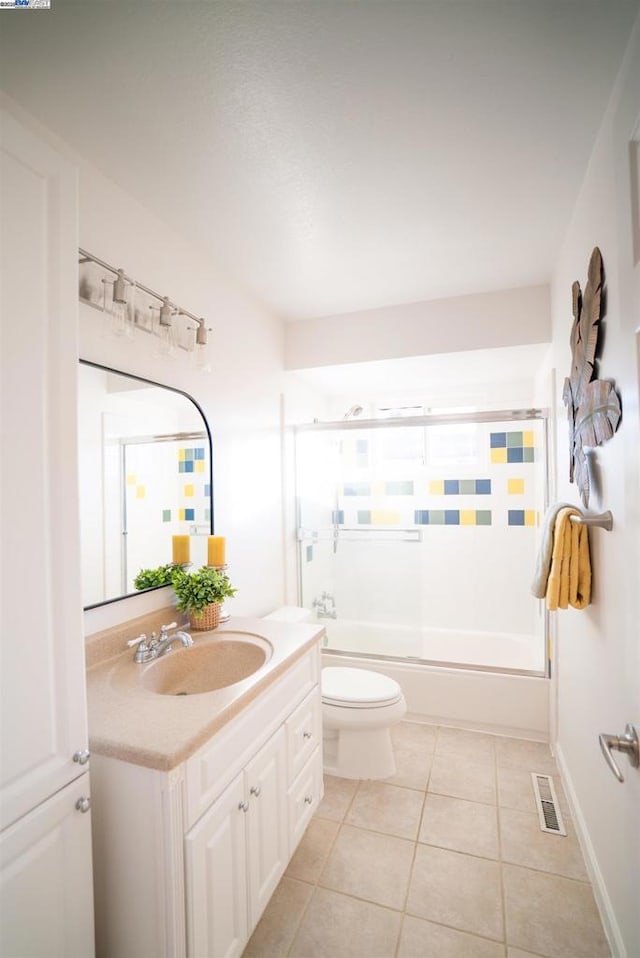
[554,741,626,958]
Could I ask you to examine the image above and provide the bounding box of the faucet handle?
[126,633,148,649]
[159,621,178,637]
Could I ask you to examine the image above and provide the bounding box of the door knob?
[73,749,90,765]
[599,724,639,782]
[75,797,91,813]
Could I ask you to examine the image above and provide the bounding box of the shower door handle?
[599,724,639,782]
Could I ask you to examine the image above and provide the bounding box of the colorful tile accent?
[429,479,445,495]
[184,508,195,521]
[431,478,492,495]
[204,508,211,522]
[371,510,401,524]
[332,510,345,524]
[204,484,211,497]
[444,480,459,495]
[357,510,371,524]
[126,473,137,485]
[385,480,414,495]
[508,510,525,525]
[195,460,206,473]
[508,478,525,495]
[162,509,171,522]
[459,479,476,495]
[184,484,194,497]
[415,509,492,526]
[194,447,205,460]
[476,479,491,495]
[490,431,535,464]
[135,485,145,499]
[372,480,386,498]
[344,482,371,496]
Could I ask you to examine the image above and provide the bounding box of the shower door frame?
[294,407,551,678]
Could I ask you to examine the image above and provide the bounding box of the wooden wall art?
[562,247,621,507]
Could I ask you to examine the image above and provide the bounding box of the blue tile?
[356,439,368,454]
[184,460,194,472]
[194,447,205,460]
[204,483,211,497]
[475,479,492,495]
[444,510,460,525]
[344,482,371,496]
[507,447,524,463]
[184,508,195,521]
[306,545,313,563]
[444,480,459,495]
[415,510,429,525]
[490,432,507,448]
[332,510,345,524]
[185,448,194,461]
[508,510,525,526]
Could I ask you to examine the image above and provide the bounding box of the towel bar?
[569,510,613,531]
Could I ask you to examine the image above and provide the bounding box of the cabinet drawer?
[286,687,322,784]
[288,747,323,854]
[186,648,319,828]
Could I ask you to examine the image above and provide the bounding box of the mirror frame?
[79,359,215,611]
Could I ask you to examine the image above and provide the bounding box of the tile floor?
[242,722,611,958]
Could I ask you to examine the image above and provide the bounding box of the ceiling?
[1,1,637,321]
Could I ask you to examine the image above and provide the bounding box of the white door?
[185,773,248,958]
[0,774,94,958]
[245,725,288,927]
[0,105,89,830]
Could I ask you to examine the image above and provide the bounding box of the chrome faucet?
[127,621,193,663]
[312,591,337,619]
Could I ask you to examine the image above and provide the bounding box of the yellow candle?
[207,535,226,567]
[172,535,190,565]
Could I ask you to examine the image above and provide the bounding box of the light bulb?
[156,296,176,357]
[109,269,132,338]
[194,320,211,372]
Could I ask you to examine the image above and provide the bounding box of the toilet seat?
[322,667,402,709]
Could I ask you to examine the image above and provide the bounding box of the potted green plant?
[171,565,237,630]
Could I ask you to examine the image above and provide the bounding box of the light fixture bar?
[78,247,207,329]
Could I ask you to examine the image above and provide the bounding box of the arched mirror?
[78,360,213,609]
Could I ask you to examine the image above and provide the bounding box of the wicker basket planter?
[189,602,221,631]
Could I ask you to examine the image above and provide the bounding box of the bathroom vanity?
[86,613,323,958]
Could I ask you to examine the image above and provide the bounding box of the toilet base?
[323,726,396,780]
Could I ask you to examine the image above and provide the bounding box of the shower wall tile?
[414,509,492,526]
[162,509,171,522]
[508,479,525,495]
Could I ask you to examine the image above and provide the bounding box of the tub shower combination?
[295,410,550,741]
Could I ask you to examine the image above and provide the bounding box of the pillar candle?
[172,534,190,565]
[207,535,226,567]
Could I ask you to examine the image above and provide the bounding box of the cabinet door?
[245,725,288,927]
[185,773,248,958]
[0,106,88,831]
[0,774,94,958]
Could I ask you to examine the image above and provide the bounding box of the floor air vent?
[531,773,567,836]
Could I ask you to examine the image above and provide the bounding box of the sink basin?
[141,633,272,696]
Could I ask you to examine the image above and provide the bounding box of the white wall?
[285,284,550,369]
[72,151,288,633]
[549,14,640,957]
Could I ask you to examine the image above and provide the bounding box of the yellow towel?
[546,507,591,611]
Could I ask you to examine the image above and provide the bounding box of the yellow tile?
[371,510,400,525]
[184,484,194,497]
[135,485,145,499]
[525,510,538,526]
[372,480,386,498]
[508,478,525,495]
[460,510,476,526]
[429,479,444,495]
[126,473,136,485]
[195,460,205,473]
[178,449,186,461]
[178,508,185,521]
[523,430,535,447]
[490,447,507,464]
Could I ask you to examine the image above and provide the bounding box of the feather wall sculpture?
[563,247,621,507]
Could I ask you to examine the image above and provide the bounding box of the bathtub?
[319,618,549,740]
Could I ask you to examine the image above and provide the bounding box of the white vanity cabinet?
[90,641,323,958]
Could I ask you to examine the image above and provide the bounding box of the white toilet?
[263,608,407,780]
[322,667,407,780]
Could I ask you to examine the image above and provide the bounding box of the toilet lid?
[321,667,402,707]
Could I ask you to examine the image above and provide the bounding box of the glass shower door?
[296,413,548,675]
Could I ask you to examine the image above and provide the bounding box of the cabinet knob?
[238,800,249,813]
[73,749,90,765]
[303,731,312,740]
[304,794,313,805]
[75,796,91,813]
[250,785,261,797]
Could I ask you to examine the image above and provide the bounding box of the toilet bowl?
[322,667,407,780]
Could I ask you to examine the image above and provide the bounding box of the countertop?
[85,615,324,772]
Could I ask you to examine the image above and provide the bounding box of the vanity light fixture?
[78,248,212,370]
